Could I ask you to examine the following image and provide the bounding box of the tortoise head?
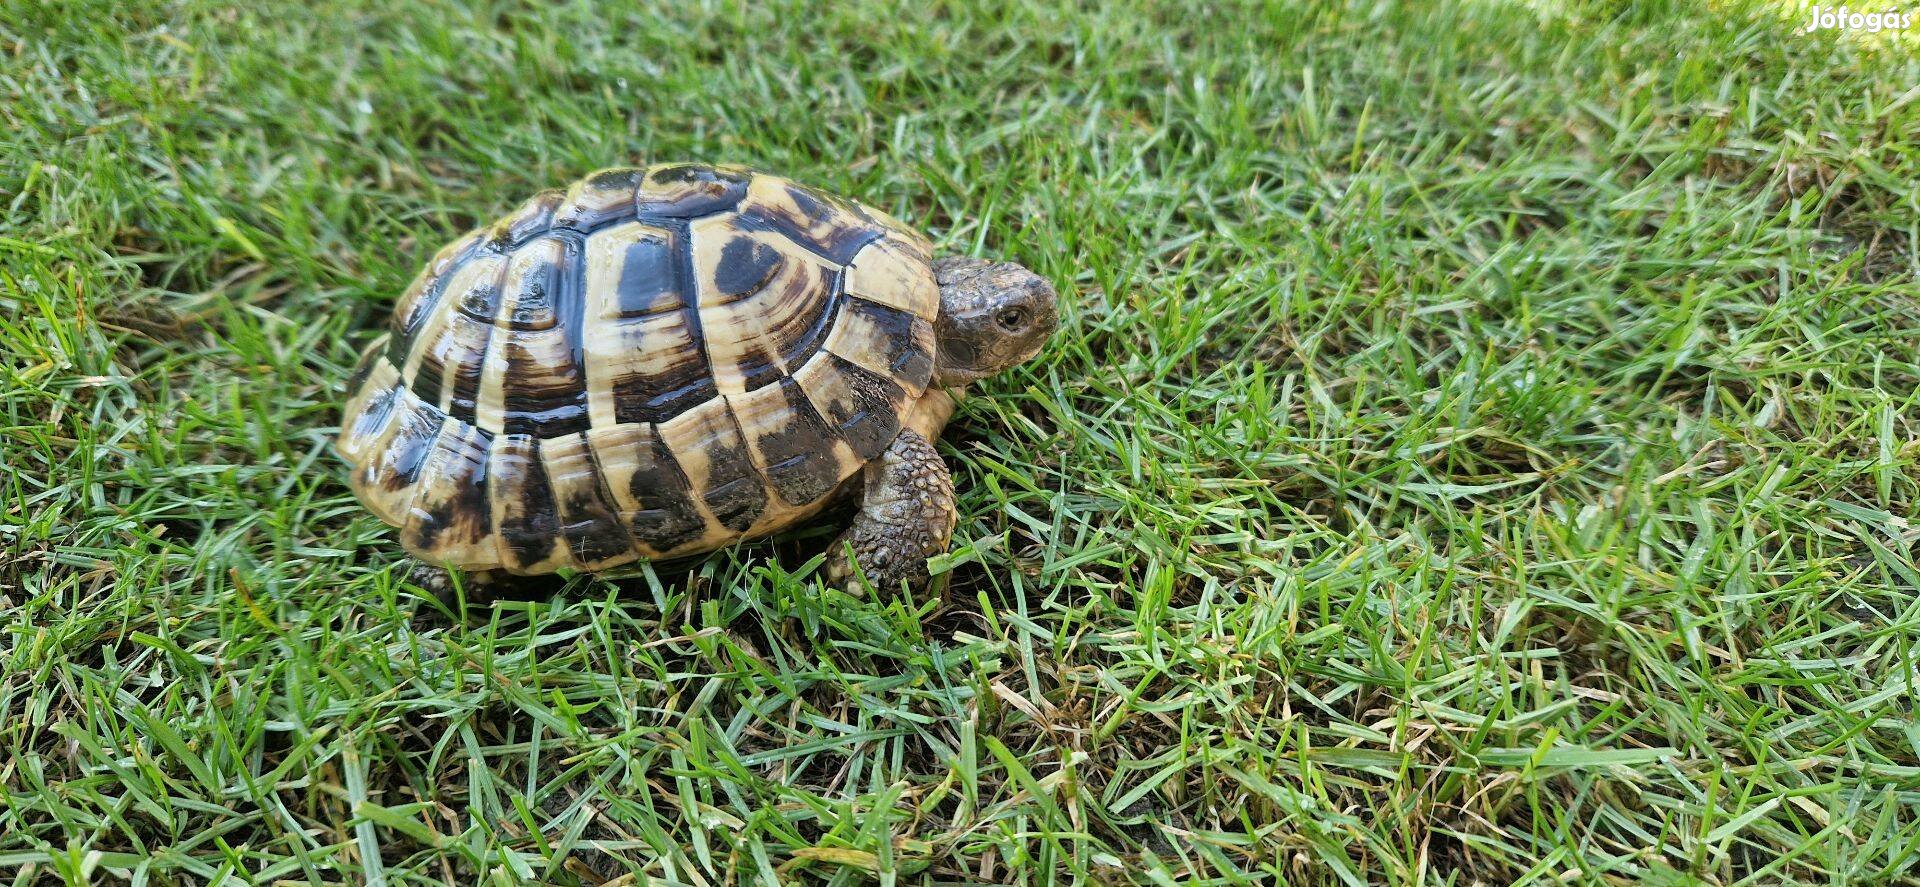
[929,256,1058,388]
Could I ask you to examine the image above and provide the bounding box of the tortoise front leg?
[825,429,957,591]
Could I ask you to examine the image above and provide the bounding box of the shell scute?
[824,297,935,398]
[389,229,485,349]
[392,252,506,418]
[689,214,840,395]
[585,422,708,556]
[734,176,885,265]
[488,434,565,574]
[581,220,713,427]
[478,238,591,437]
[400,422,495,565]
[350,385,446,526]
[636,163,751,218]
[656,397,768,534]
[339,358,401,463]
[729,377,861,508]
[844,234,939,321]
[554,167,644,231]
[600,310,714,427]
[492,189,565,249]
[539,432,636,570]
[585,220,685,319]
[792,352,906,463]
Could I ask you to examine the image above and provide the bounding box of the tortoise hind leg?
[406,561,510,604]
[825,429,957,591]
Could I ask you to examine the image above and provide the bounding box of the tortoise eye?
[995,307,1030,332]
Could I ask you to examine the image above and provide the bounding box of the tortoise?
[337,163,1057,593]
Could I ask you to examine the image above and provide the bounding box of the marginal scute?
[489,433,565,574]
[350,385,446,526]
[584,421,709,555]
[729,378,862,508]
[377,397,445,494]
[539,431,637,570]
[338,359,401,463]
[791,351,906,462]
[345,336,387,392]
[823,297,936,398]
[655,396,768,533]
[844,234,939,321]
[400,421,495,567]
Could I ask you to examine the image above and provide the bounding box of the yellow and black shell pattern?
[336,163,939,574]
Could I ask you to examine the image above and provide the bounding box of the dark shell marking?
[402,422,494,562]
[492,238,591,437]
[734,377,853,507]
[489,434,561,571]
[608,226,683,318]
[637,163,751,218]
[372,397,444,494]
[542,432,634,569]
[339,163,940,573]
[797,354,906,462]
[585,422,708,554]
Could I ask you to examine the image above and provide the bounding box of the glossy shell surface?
[338,163,939,573]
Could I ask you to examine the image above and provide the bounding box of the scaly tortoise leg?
[825,429,958,591]
[406,561,508,604]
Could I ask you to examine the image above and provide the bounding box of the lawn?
[5,0,1920,882]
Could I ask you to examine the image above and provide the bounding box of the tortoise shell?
[337,163,940,574]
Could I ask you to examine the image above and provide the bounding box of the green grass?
[5,0,1920,882]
